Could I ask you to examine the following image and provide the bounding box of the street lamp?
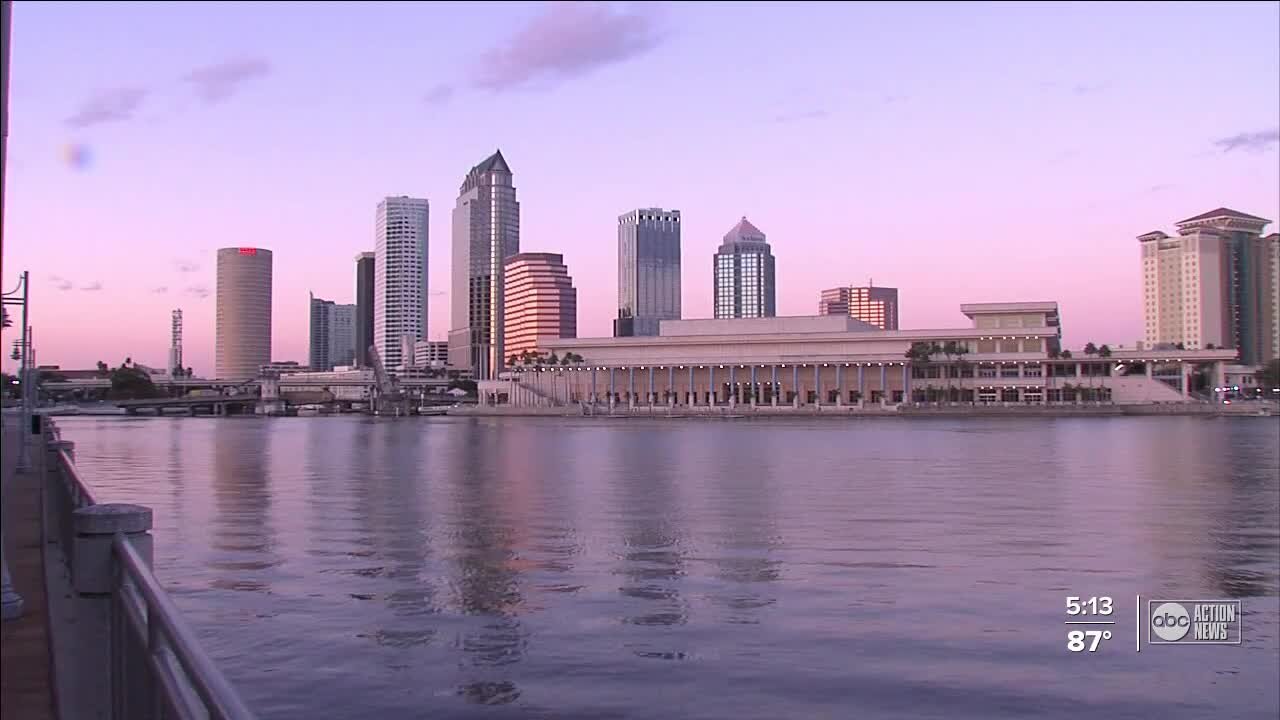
[1,271,31,621]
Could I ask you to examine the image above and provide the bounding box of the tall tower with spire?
[449,150,520,378]
[713,216,775,319]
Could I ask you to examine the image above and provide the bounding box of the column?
[709,366,716,406]
[729,366,737,407]
[879,365,887,405]
[792,365,800,407]
[69,503,154,715]
[1181,361,1190,398]
[608,368,616,408]
[813,365,821,407]
[750,366,758,406]
[771,365,779,406]
[591,368,598,404]
[648,367,655,405]
[902,364,910,404]
[668,366,676,406]
[688,366,695,406]
[627,367,635,408]
[836,365,844,406]
[857,365,865,407]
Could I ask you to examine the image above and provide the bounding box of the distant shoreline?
[447,403,1278,419]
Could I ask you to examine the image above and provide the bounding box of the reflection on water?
[59,415,1280,720]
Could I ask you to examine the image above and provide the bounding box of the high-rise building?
[1138,208,1275,364]
[713,217,775,319]
[449,150,520,379]
[818,283,900,330]
[215,247,272,380]
[503,252,577,360]
[168,309,183,376]
[310,294,355,370]
[1267,232,1280,362]
[374,197,429,370]
[616,208,681,336]
[354,251,374,366]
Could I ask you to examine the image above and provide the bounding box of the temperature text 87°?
[1068,630,1112,652]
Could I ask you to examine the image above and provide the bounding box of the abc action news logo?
[1148,600,1242,645]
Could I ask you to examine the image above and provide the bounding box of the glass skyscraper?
[449,150,520,379]
[616,208,681,336]
[713,217,776,319]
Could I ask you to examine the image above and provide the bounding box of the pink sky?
[2,2,1278,375]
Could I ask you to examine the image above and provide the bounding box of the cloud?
[1039,81,1107,96]
[152,286,169,294]
[66,87,149,128]
[80,281,104,292]
[1147,183,1175,193]
[49,275,74,291]
[773,109,829,124]
[182,58,272,104]
[470,2,665,92]
[1213,128,1279,154]
[184,285,211,299]
[173,259,200,273]
[424,84,455,105]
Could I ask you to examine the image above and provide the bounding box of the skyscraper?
[818,283,900,330]
[168,309,183,376]
[713,217,775,319]
[1139,208,1275,364]
[354,251,374,367]
[309,294,356,371]
[449,150,520,379]
[616,208,681,336]
[504,253,577,360]
[375,197,429,370]
[215,247,272,380]
[1267,233,1280,362]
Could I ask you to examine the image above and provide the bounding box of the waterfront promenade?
[0,418,55,719]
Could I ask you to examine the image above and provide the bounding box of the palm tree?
[507,354,518,367]
[548,351,560,366]
[96,360,108,373]
[904,341,935,403]
[1060,349,1072,359]
[1083,342,1098,356]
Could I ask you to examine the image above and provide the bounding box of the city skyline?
[2,2,1278,373]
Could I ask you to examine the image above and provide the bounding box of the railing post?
[71,503,154,720]
[44,440,75,548]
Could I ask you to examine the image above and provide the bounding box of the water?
[57,415,1280,719]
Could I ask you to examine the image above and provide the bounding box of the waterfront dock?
[0,417,255,719]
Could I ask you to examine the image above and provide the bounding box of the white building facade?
[375,196,429,371]
[481,302,1237,408]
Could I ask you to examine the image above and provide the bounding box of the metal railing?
[42,420,256,720]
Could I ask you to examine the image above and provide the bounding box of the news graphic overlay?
[1147,599,1242,645]
[1065,596,1116,653]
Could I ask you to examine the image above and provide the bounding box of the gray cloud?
[173,259,200,273]
[152,286,169,294]
[80,281,104,292]
[184,285,211,299]
[66,87,149,128]
[183,58,272,104]
[48,275,74,291]
[773,109,829,124]
[424,84,455,105]
[1213,128,1279,154]
[470,2,665,92]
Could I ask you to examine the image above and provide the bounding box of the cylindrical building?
[216,247,273,380]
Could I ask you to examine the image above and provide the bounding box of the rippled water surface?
[59,415,1280,719]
